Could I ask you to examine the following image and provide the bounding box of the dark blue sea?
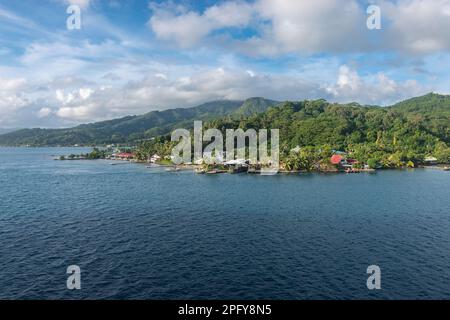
[0,147,449,299]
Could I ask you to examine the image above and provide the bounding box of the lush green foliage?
[85,148,108,159]
[0,98,277,146]
[197,94,450,168]
[134,137,176,161]
[1,93,449,168]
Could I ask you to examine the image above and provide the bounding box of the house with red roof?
[330,154,345,165]
[117,152,134,160]
[330,154,361,169]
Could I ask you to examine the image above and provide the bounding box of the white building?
[150,154,161,163]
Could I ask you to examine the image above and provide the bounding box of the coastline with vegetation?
[56,143,450,174]
[4,93,450,173]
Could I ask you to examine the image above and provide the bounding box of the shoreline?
[53,156,450,173]
[75,158,450,174]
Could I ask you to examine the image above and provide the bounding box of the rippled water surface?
[0,147,449,299]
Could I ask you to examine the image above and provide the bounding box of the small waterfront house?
[346,158,358,165]
[224,159,249,173]
[150,154,161,163]
[330,154,355,169]
[224,159,248,166]
[330,154,345,165]
[118,152,134,160]
[424,156,438,165]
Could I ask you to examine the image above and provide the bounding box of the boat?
[205,169,226,174]
[229,165,249,174]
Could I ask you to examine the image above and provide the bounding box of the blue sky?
[1,0,450,128]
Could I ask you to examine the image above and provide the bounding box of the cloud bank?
[0,0,449,128]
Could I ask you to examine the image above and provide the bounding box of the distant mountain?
[0,128,19,135]
[234,97,280,117]
[0,98,279,146]
[201,93,450,158]
[389,92,450,115]
[1,93,448,147]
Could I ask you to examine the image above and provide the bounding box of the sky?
[1,0,450,128]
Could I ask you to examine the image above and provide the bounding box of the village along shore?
[55,145,450,174]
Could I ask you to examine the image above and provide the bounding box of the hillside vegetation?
[0,98,277,146]
[135,93,450,169]
[1,93,449,168]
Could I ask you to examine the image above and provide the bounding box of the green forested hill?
[387,93,450,145]
[389,92,450,114]
[195,93,449,167]
[234,97,280,117]
[1,93,449,166]
[0,98,278,146]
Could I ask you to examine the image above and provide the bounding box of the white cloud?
[56,89,75,104]
[148,0,368,54]
[381,0,450,54]
[63,0,91,9]
[56,105,93,120]
[326,65,427,105]
[55,87,93,107]
[252,0,368,55]
[20,40,123,67]
[0,61,430,127]
[148,0,450,56]
[0,0,445,128]
[0,6,49,35]
[149,1,254,47]
[0,78,28,123]
[79,88,93,100]
[37,107,52,118]
[336,66,363,91]
[43,65,427,124]
[155,73,167,80]
[0,78,27,109]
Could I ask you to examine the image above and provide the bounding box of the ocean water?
[0,147,449,300]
